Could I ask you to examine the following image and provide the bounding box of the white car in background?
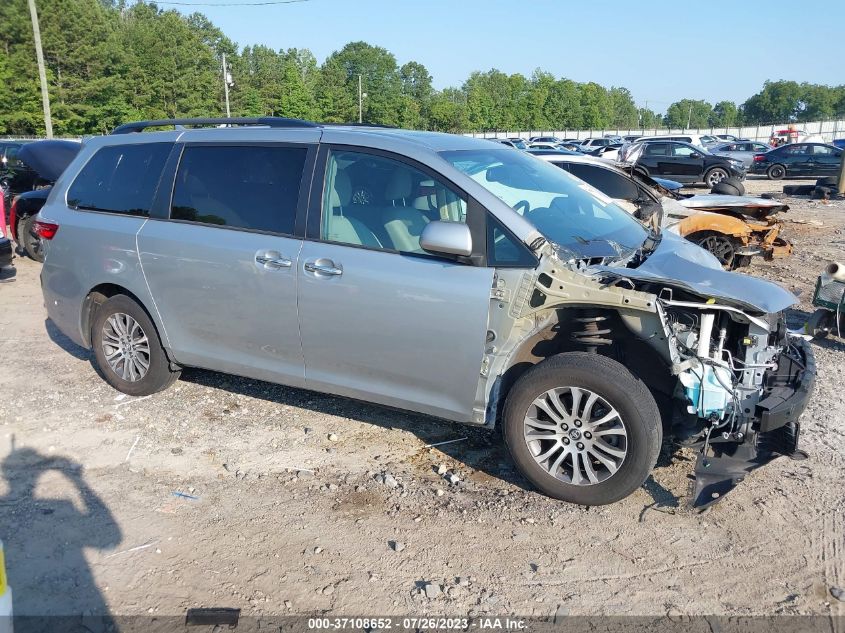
[0,540,12,633]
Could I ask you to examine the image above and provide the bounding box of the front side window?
[442,148,647,260]
[68,143,171,216]
[171,145,306,234]
[671,144,699,157]
[644,143,669,157]
[321,150,466,254]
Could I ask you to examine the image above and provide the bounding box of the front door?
[297,148,493,422]
[138,143,314,387]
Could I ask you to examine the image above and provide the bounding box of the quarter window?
[68,143,171,216]
[321,150,466,254]
[171,145,307,234]
[566,163,640,201]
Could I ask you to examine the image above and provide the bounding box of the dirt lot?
[1,177,844,622]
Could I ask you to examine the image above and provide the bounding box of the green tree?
[710,100,739,127]
[664,99,713,128]
[580,82,612,129]
[741,80,803,123]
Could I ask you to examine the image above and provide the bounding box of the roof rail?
[111,117,320,134]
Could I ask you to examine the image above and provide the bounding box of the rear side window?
[171,145,306,234]
[67,143,170,216]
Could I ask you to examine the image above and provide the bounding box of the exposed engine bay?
[482,232,815,508]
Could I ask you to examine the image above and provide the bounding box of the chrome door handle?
[304,260,343,276]
[255,252,292,269]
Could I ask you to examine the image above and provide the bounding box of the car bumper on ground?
[691,338,815,508]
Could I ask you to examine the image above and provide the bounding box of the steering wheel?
[513,199,531,215]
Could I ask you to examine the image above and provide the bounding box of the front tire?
[704,167,729,187]
[503,353,661,506]
[91,294,180,396]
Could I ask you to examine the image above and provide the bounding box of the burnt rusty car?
[532,151,792,270]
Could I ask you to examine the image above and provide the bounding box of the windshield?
[441,148,648,259]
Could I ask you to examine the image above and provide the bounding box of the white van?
[632,133,720,148]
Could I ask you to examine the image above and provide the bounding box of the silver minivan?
[39,118,814,507]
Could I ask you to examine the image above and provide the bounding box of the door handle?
[255,251,292,269]
[304,260,343,277]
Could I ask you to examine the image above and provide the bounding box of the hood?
[591,231,797,314]
[651,177,683,192]
[17,140,81,182]
[677,194,789,218]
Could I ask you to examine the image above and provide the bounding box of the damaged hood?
[677,194,788,217]
[590,231,797,314]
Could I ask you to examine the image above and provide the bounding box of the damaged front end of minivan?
[482,230,815,509]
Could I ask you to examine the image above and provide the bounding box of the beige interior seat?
[326,171,381,248]
[382,168,429,253]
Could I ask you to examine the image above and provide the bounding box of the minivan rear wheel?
[91,294,180,396]
[18,215,44,262]
[502,353,661,505]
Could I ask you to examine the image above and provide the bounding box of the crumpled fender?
[674,211,754,242]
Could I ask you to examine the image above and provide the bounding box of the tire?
[813,186,832,200]
[805,309,833,339]
[18,214,44,262]
[91,294,180,396]
[721,176,745,196]
[704,167,729,187]
[502,352,661,506]
[690,231,736,268]
[816,177,838,188]
[767,164,786,180]
[711,182,742,196]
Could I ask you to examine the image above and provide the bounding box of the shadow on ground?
[0,443,120,631]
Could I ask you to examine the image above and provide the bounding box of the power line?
[153,0,309,5]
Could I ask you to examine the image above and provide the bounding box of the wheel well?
[81,284,155,349]
[493,307,673,429]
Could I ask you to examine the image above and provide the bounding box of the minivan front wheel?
[503,352,661,505]
[91,294,180,396]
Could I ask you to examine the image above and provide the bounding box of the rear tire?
[767,164,786,180]
[805,309,833,339]
[721,176,745,195]
[502,352,661,506]
[18,215,44,262]
[91,294,180,396]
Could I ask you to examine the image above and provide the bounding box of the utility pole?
[221,53,231,118]
[686,103,692,130]
[358,74,363,124]
[27,0,52,138]
[837,148,845,196]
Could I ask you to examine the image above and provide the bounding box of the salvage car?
[709,141,774,168]
[8,139,81,261]
[621,140,746,187]
[531,152,792,269]
[750,142,843,180]
[39,118,814,508]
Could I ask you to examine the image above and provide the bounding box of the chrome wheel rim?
[102,313,150,382]
[699,235,734,266]
[707,169,727,186]
[523,386,627,485]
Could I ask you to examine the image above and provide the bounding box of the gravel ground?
[1,176,844,621]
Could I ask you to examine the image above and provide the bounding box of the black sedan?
[750,142,843,180]
[626,140,746,186]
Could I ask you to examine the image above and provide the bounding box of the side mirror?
[689,152,701,159]
[420,221,473,257]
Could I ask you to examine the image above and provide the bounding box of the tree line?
[2,0,845,136]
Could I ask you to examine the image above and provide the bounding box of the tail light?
[753,155,765,162]
[8,198,18,240]
[35,220,59,240]
[0,195,5,238]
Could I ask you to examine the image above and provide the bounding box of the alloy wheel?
[523,386,628,485]
[101,312,151,382]
[698,234,735,267]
